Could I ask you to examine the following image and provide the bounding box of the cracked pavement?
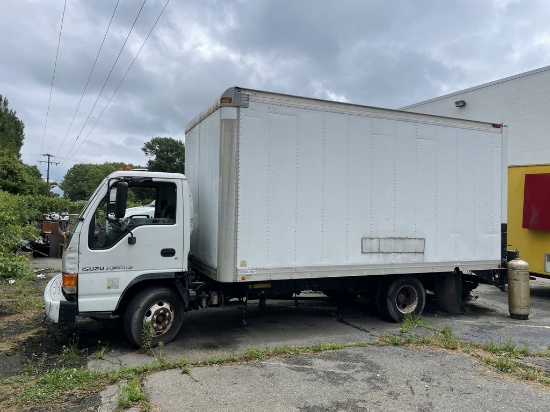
[84,281,550,412]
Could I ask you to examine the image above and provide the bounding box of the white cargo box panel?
[186,88,506,283]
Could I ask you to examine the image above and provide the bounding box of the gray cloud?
[1,0,550,185]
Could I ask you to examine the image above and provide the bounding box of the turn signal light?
[62,273,77,294]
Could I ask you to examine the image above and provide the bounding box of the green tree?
[60,162,141,201]
[0,190,40,279]
[0,94,25,155]
[142,137,185,173]
[0,150,51,196]
[0,95,51,196]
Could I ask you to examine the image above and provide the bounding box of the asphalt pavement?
[31,258,550,411]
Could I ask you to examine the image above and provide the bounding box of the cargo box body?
[185,87,506,284]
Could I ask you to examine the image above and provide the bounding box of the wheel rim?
[394,285,418,314]
[144,300,174,336]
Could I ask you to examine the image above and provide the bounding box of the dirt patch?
[0,258,115,411]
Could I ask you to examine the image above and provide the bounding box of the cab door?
[78,179,184,313]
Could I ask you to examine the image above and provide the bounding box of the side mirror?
[114,182,128,219]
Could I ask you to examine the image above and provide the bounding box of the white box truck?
[44,87,508,347]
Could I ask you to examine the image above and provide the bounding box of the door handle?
[161,248,176,257]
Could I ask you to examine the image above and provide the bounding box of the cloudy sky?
[1,0,550,186]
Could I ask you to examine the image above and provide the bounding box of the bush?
[0,254,29,279]
[17,195,86,216]
[0,190,39,254]
[0,191,84,279]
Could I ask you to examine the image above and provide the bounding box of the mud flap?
[59,300,77,323]
[433,272,462,314]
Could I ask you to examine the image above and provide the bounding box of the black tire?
[375,279,390,318]
[123,287,184,348]
[378,276,425,322]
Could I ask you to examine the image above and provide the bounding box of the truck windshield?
[65,178,108,245]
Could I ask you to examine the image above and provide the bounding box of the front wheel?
[377,276,425,322]
[123,287,184,348]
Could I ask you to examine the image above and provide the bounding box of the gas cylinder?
[507,258,530,320]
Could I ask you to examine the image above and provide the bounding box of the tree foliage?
[0,191,40,253]
[0,94,25,155]
[0,95,51,196]
[0,190,40,278]
[0,150,51,196]
[60,162,141,201]
[142,137,185,173]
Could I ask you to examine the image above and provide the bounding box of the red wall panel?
[523,173,550,230]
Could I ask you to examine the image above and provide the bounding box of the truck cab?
[44,170,193,346]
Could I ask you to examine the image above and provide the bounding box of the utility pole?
[39,153,60,185]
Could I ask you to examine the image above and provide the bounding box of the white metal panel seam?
[294,108,299,265]
[346,114,351,262]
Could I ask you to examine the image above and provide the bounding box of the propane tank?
[507,258,530,320]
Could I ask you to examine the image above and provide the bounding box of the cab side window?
[89,181,177,250]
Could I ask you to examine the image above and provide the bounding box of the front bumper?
[44,274,77,323]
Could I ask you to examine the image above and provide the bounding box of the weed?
[22,352,49,375]
[483,339,528,358]
[462,343,474,354]
[525,368,543,381]
[495,357,517,373]
[243,347,268,360]
[201,354,239,366]
[118,377,147,409]
[440,326,459,350]
[93,341,108,360]
[501,339,518,356]
[17,367,107,402]
[460,304,473,315]
[483,341,498,353]
[389,336,404,346]
[400,314,429,333]
[141,321,153,353]
[311,343,346,352]
[0,276,44,311]
[60,335,80,364]
[178,359,189,374]
[415,335,436,345]
[273,346,301,356]
[155,341,166,364]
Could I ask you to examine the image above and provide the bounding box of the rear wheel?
[123,287,184,348]
[377,276,425,322]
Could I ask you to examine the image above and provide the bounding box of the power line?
[38,0,67,163]
[64,0,171,164]
[60,0,148,165]
[54,0,121,160]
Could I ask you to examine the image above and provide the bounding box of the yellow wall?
[509,164,550,275]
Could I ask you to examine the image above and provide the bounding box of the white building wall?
[401,66,550,166]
